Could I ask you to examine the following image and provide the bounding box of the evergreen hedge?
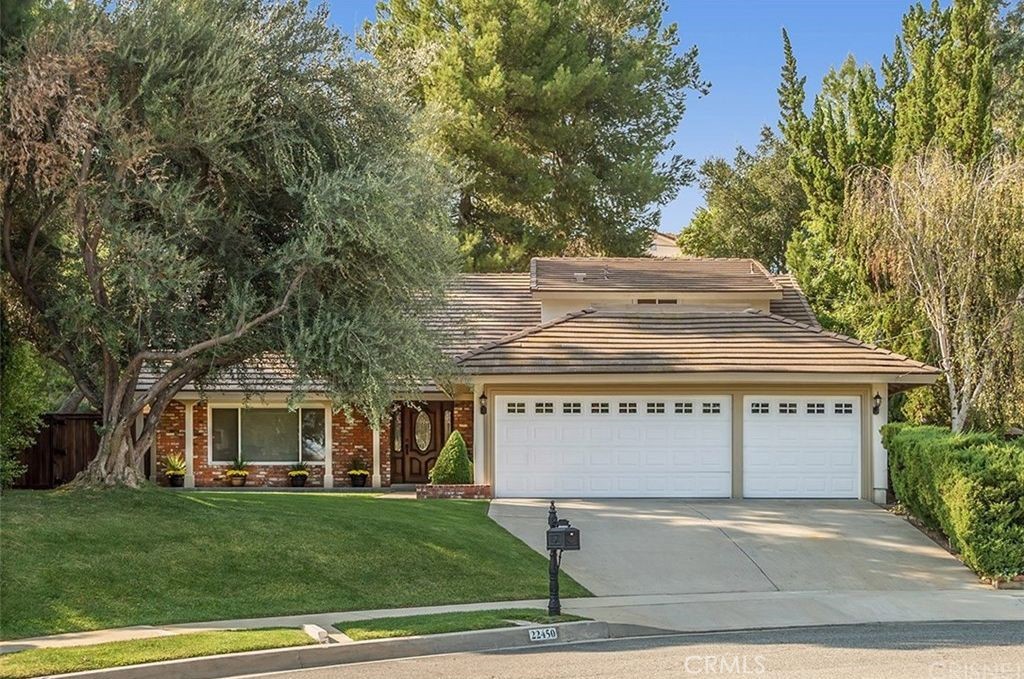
[883,424,1024,580]
[429,431,473,485]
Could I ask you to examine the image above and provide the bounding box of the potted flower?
[164,454,186,487]
[348,457,370,487]
[225,458,249,487]
[288,462,310,487]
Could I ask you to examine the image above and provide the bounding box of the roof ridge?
[454,307,597,363]
[742,308,934,369]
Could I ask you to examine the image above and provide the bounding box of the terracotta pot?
[290,475,307,487]
[349,473,368,487]
[168,474,185,488]
[229,475,247,487]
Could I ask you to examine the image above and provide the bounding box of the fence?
[14,413,103,488]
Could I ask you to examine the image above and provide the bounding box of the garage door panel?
[495,395,732,498]
[743,395,861,499]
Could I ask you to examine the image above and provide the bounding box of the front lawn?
[0,628,312,679]
[0,490,589,640]
[338,609,586,641]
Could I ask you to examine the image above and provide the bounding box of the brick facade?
[153,399,454,488]
[453,401,474,460]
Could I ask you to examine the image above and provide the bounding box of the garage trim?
[481,382,875,500]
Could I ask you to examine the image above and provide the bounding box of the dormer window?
[636,298,677,305]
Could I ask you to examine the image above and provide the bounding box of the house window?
[535,402,554,414]
[563,402,582,414]
[807,403,825,415]
[591,402,610,414]
[506,402,526,414]
[702,402,721,415]
[674,402,693,414]
[636,298,678,305]
[835,402,854,415]
[618,402,637,414]
[779,402,798,415]
[646,402,665,414]
[211,407,325,463]
[750,402,770,414]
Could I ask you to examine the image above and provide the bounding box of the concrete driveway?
[489,499,978,596]
[488,499,1005,632]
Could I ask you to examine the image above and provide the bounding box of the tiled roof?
[427,274,540,356]
[531,257,781,293]
[770,274,819,328]
[455,308,939,377]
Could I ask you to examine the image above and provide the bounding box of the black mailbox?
[546,524,581,551]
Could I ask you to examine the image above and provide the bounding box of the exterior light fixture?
[479,393,488,415]
[872,392,882,415]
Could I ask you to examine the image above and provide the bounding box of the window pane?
[241,409,298,462]
[211,409,239,462]
[301,409,326,462]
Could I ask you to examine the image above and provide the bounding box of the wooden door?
[389,402,452,483]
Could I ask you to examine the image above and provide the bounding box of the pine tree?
[777,28,808,149]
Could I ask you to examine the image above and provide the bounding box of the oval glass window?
[414,410,432,451]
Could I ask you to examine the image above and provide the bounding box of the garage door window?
[675,402,693,414]
[562,402,582,414]
[750,402,770,414]
[779,402,797,414]
[535,402,554,414]
[702,402,721,414]
[618,402,637,414]
[646,402,665,414]
[507,402,526,414]
[591,402,609,414]
[835,402,854,415]
[807,403,825,414]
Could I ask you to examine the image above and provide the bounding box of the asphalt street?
[246,621,1024,679]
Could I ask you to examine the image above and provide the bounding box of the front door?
[390,402,452,483]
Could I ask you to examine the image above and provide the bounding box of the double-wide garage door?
[493,394,861,499]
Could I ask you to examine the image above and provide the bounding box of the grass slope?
[0,628,312,679]
[339,608,587,640]
[0,489,589,639]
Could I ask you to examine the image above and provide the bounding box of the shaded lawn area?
[0,489,589,640]
[339,608,587,640]
[0,628,311,679]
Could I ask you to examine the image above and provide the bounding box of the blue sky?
[327,0,913,234]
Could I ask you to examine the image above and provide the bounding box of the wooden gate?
[14,413,103,489]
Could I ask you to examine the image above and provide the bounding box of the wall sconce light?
[479,393,488,415]
[872,392,882,415]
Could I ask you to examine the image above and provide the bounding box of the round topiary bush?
[429,431,473,484]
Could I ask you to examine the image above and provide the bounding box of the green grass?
[338,608,587,641]
[0,628,312,679]
[0,489,589,640]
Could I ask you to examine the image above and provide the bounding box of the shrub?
[429,431,472,485]
[883,423,1024,580]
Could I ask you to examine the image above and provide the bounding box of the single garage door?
[743,395,861,498]
[494,395,732,498]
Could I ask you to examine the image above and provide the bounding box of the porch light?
[479,393,488,415]
[872,392,882,415]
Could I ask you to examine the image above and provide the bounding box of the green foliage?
[288,462,310,477]
[679,129,805,272]
[883,424,1024,580]
[348,456,369,474]
[994,1,1024,150]
[163,454,186,476]
[1,0,460,484]
[363,0,708,271]
[0,317,50,488]
[429,431,472,485]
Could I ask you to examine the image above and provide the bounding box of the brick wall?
[331,409,390,487]
[453,401,474,460]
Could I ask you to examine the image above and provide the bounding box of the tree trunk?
[70,416,151,488]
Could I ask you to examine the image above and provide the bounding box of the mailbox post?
[545,501,580,616]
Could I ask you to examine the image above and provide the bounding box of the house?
[145,257,939,502]
[648,231,682,257]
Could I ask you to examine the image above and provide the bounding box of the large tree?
[0,0,458,486]
[362,0,707,271]
[846,150,1024,432]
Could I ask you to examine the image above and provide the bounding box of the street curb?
[51,621,611,679]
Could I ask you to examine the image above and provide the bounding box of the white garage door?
[743,396,861,498]
[494,395,732,498]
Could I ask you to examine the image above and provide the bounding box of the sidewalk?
[4,589,1023,654]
